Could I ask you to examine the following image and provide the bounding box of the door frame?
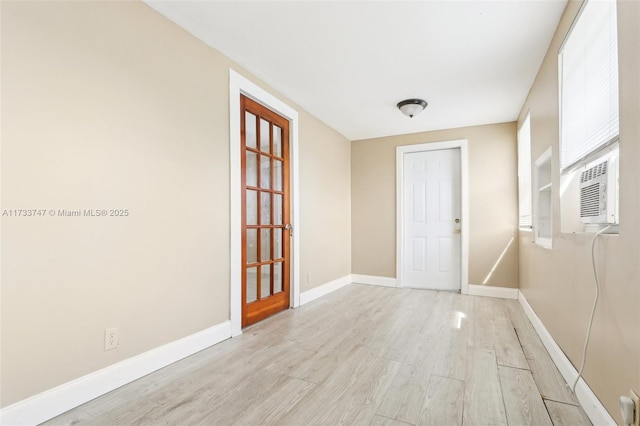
[229,69,300,336]
[395,140,469,294]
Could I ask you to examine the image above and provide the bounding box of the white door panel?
[403,149,461,290]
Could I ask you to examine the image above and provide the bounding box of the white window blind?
[559,0,618,171]
[518,114,532,228]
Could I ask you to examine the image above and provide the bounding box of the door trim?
[229,70,300,336]
[395,140,469,294]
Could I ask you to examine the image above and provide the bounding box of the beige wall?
[351,123,519,288]
[299,113,352,290]
[518,0,640,419]
[0,0,350,407]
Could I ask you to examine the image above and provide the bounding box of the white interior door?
[403,148,461,290]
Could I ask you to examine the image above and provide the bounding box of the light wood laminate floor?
[45,284,591,426]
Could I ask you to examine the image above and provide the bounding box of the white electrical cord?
[572,224,613,393]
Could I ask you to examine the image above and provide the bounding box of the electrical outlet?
[307,272,311,284]
[631,389,640,426]
[104,327,119,351]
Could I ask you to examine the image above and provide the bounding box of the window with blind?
[517,113,532,229]
[559,0,619,172]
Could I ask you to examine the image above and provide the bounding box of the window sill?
[559,230,619,239]
[534,238,553,249]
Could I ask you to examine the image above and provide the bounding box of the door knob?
[284,223,293,236]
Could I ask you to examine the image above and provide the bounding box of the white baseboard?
[299,274,352,305]
[0,321,232,426]
[351,274,398,288]
[518,292,616,426]
[467,284,519,299]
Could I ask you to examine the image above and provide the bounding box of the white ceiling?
[145,1,567,141]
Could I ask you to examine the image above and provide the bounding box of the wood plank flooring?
[45,284,591,426]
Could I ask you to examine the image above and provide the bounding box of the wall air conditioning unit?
[579,152,619,227]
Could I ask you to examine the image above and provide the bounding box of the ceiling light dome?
[397,99,428,118]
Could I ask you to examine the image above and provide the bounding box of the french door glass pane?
[246,229,257,264]
[246,190,257,225]
[274,194,283,225]
[246,267,257,303]
[260,119,270,153]
[274,160,283,191]
[274,229,282,259]
[246,151,257,187]
[261,228,271,261]
[261,155,271,189]
[245,112,257,149]
[260,192,271,225]
[274,262,282,293]
[261,264,271,298]
[274,125,282,157]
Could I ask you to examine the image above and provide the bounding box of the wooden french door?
[241,95,291,327]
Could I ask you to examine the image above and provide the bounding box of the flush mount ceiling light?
[397,98,428,118]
